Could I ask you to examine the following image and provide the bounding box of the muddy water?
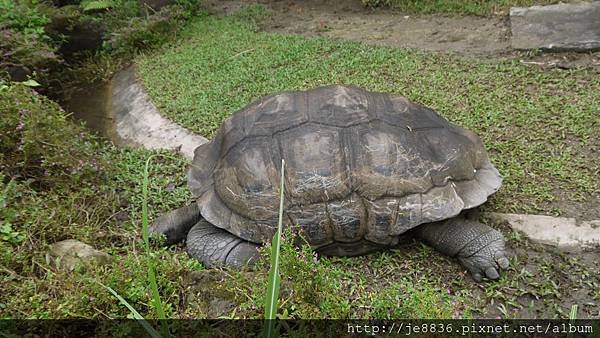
[64,80,126,146]
[63,66,208,159]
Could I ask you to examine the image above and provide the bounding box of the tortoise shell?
[188,85,501,253]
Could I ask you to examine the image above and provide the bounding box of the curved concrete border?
[110,66,208,159]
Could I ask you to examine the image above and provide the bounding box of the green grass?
[0,146,196,319]
[224,233,469,319]
[0,84,198,319]
[363,0,572,16]
[135,13,599,218]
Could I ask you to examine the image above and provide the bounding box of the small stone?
[46,239,113,271]
[510,2,600,51]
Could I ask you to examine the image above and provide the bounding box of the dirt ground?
[205,0,600,70]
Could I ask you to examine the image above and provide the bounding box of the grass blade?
[567,304,578,338]
[569,304,577,320]
[143,155,169,337]
[263,159,285,338]
[98,281,163,338]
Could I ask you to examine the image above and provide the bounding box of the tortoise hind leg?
[187,220,261,268]
[149,203,201,245]
[413,216,510,282]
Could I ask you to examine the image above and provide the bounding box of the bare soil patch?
[205,0,600,69]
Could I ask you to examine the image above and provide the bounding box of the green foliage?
[20,79,41,87]
[98,282,163,338]
[0,0,58,81]
[369,278,459,318]
[0,84,106,188]
[263,160,285,338]
[361,0,390,8]
[228,233,468,319]
[92,0,203,57]
[0,82,195,319]
[229,3,270,31]
[0,0,200,82]
[81,0,117,12]
[174,0,202,13]
[0,27,59,80]
[0,178,26,245]
[141,156,169,336]
[0,0,50,38]
[569,304,578,320]
[99,0,141,19]
[229,234,348,318]
[105,4,201,56]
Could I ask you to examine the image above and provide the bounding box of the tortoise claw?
[485,266,499,280]
[458,234,509,282]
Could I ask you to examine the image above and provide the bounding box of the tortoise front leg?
[149,203,202,245]
[413,216,510,282]
[186,220,261,268]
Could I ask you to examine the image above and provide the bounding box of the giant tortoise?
[150,85,509,282]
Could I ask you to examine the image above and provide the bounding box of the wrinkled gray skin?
[150,85,509,282]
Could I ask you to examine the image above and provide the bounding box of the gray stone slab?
[510,2,600,51]
[486,212,600,250]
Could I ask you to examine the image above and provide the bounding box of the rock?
[183,270,238,318]
[486,213,600,250]
[6,66,31,82]
[510,2,600,51]
[46,239,113,271]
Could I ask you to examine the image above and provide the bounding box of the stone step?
[510,1,600,51]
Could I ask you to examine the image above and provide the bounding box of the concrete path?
[110,66,208,159]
